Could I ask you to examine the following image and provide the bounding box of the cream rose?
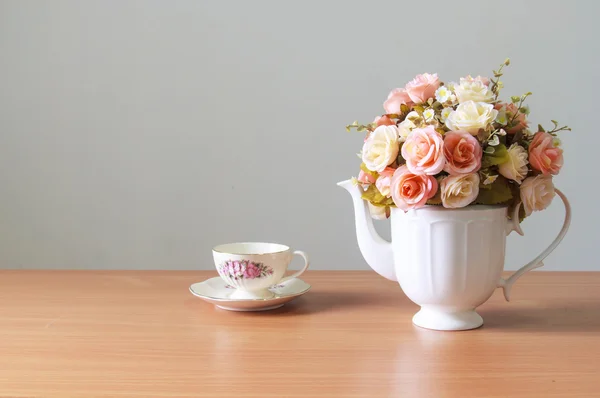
[361,125,400,172]
[368,203,390,220]
[440,173,480,208]
[453,75,493,104]
[498,143,529,184]
[445,100,498,135]
[520,175,555,216]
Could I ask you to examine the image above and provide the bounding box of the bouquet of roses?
[347,59,569,222]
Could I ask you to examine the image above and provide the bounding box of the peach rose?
[375,167,395,197]
[405,73,440,104]
[401,125,446,175]
[383,88,413,114]
[520,175,555,216]
[390,165,438,211]
[440,173,480,209]
[358,170,376,184]
[495,103,528,134]
[529,132,563,175]
[443,131,482,175]
[373,115,396,127]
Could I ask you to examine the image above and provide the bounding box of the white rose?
[441,173,480,208]
[397,119,415,141]
[520,175,555,216]
[498,144,529,184]
[361,125,400,172]
[368,203,390,220]
[454,76,494,103]
[445,100,498,135]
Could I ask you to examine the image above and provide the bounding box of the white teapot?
[337,179,571,331]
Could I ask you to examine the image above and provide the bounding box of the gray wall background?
[0,0,597,271]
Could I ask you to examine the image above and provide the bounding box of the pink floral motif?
[218,260,274,280]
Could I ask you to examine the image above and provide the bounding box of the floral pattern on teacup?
[218,260,274,280]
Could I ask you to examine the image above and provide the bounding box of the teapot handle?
[498,188,571,302]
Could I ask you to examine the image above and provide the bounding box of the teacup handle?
[279,250,310,284]
[498,188,571,301]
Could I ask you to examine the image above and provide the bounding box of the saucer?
[189,276,311,311]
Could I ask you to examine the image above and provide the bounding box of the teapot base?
[412,306,484,331]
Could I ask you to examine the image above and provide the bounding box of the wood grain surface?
[0,270,599,397]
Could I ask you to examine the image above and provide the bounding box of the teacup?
[212,242,310,300]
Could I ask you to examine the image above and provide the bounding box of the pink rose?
[401,125,446,175]
[405,73,440,104]
[358,170,376,184]
[383,88,413,114]
[495,103,528,134]
[443,131,482,175]
[529,132,563,175]
[390,165,438,211]
[244,262,261,279]
[375,167,395,197]
[373,115,396,127]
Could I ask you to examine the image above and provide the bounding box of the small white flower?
[423,108,436,122]
[440,107,453,123]
[435,86,451,103]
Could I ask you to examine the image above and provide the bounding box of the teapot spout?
[337,179,396,282]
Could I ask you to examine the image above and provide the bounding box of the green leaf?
[474,176,513,205]
[537,124,545,132]
[359,163,379,180]
[361,184,394,207]
[511,96,520,104]
[413,105,425,114]
[482,143,509,167]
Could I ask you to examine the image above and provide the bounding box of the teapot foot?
[412,306,483,331]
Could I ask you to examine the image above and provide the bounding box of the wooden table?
[0,271,599,397]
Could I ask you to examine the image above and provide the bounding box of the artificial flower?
[435,85,452,103]
[443,131,482,175]
[453,75,493,104]
[440,107,453,123]
[445,100,498,134]
[498,143,529,183]
[529,131,563,175]
[401,125,446,175]
[384,88,412,114]
[390,165,438,211]
[405,73,440,103]
[361,125,400,172]
[520,175,555,216]
[375,167,395,197]
[440,173,480,208]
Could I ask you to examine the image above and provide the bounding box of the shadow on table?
[480,302,600,332]
[248,289,406,316]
